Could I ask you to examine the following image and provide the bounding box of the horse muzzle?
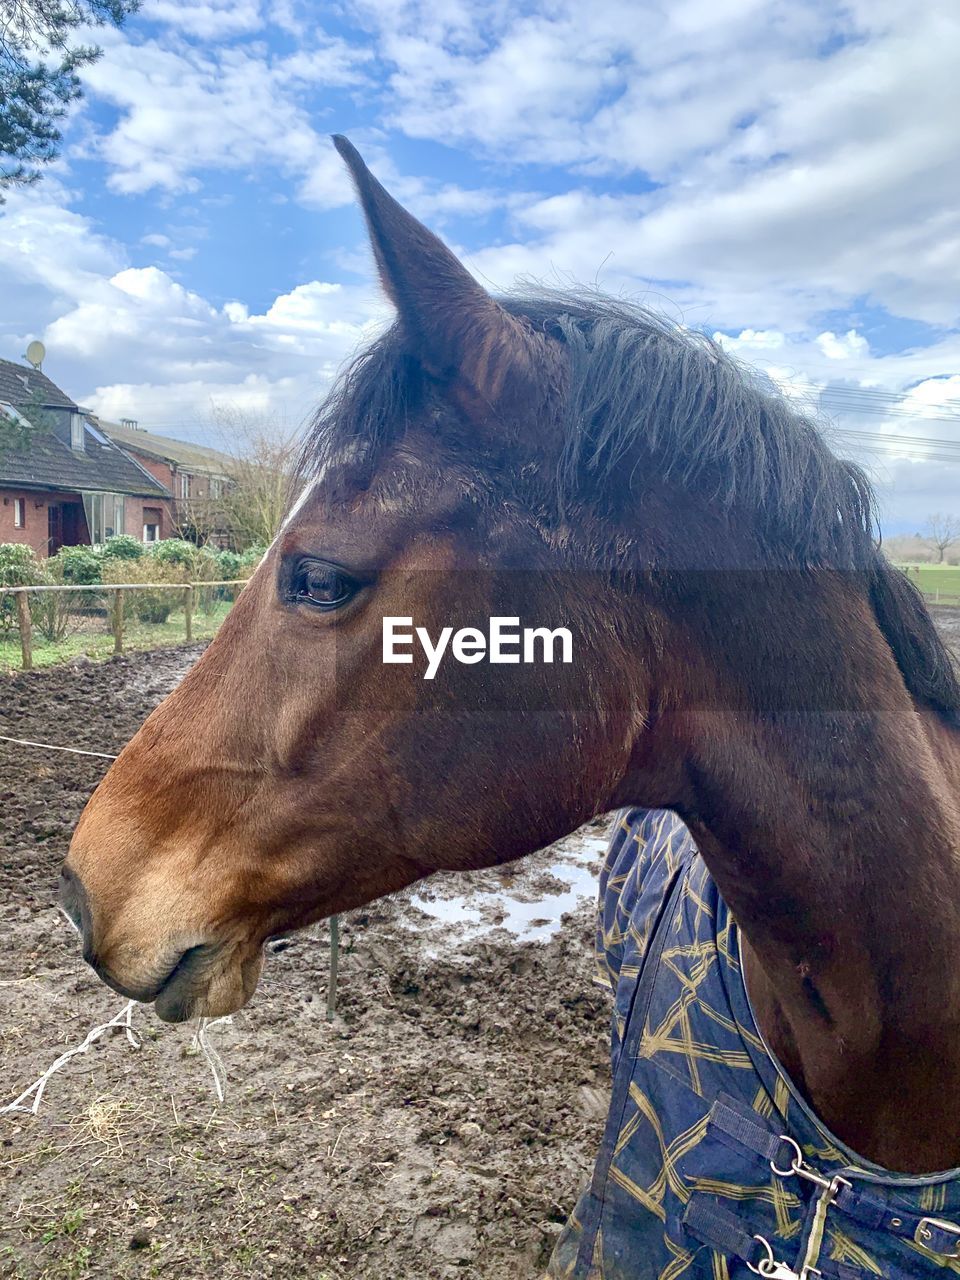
[59,865,258,1022]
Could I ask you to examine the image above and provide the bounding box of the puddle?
[404,828,610,949]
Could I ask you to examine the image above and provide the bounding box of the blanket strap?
[709,1097,960,1262]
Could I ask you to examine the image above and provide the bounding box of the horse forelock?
[293,287,960,724]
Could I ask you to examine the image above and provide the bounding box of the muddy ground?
[0,647,612,1280]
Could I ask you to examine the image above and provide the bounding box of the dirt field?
[0,647,612,1280]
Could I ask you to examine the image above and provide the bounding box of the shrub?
[174,546,222,614]
[0,543,45,636]
[147,538,202,571]
[55,545,103,585]
[214,549,243,580]
[200,549,248,607]
[101,534,143,561]
[239,543,268,569]
[47,546,104,623]
[102,559,184,625]
[32,553,91,642]
[0,542,42,586]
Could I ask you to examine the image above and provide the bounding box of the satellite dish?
[25,340,46,370]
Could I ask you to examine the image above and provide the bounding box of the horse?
[62,138,960,1252]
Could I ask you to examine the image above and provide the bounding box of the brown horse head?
[63,137,960,1049]
[63,138,641,1021]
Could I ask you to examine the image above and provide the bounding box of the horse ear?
[332,134,545,422]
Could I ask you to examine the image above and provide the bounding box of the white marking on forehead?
[241,450,365,587]
[280,442,372,533]
[243,472,324,584]
[240,477,320,584]
[280,476,320,533]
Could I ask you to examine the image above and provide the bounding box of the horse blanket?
[548,808,960,1279]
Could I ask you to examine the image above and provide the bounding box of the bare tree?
[207,404,301,549]
[924,513,960,564]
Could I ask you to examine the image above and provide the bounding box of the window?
[81,491,124,545]
[179,472,191,500]
[210,477,222,499]
[83,492,104,543]
[13,497,25,528]
[143,506,162,542]
[1,402,32,432]
[70,413,85,452]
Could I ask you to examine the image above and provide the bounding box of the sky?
[1,0,959,533]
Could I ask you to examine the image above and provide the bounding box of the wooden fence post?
[184,583,194,643]
[112,588,124,655]
[16,592,33,671]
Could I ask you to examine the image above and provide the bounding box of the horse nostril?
[59,865,94,961]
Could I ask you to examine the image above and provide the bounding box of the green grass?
[0,599,235,672]
[895,563,960,603]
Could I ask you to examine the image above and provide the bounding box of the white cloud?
[69,0,960,335]
[90,374,298,427]
[347,0,960,328]
[900,376,960,417]
[79,30,371,206]
[0,181,125,334]
[0,186,387,434]
[4,0,959,533]
[147,0,265,38]
[713,329,787,352]
[816,330,869,360]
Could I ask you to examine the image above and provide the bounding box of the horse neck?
[620,567,960,1170]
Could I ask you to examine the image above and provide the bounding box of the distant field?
[895,564,960,603]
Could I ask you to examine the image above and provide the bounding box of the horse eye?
[295,563,358,611]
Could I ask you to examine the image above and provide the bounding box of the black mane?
[301,289,960,725]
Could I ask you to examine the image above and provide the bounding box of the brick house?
[0,359,172,557]
[96,420,235,547]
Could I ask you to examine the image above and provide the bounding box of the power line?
[794,389,960,426]
[837,445,960,467]
[829,427,960,453]
[111,384,960,434]
[817,384,960,410]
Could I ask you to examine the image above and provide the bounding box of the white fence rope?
[0,735,118,759]
[1,1000,140,1116]
[0,1001,231,1114]
[194,1017,232,1103]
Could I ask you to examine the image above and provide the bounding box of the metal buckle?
[917,1216,960,1259]
[770,1135,851,1203]
[770,1135,804,1179]
[748,1234,801,1279]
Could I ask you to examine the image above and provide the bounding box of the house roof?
[0,417,172,498]
[0,361,170,499]
[97,420,235,476]
[0,358,78,410]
